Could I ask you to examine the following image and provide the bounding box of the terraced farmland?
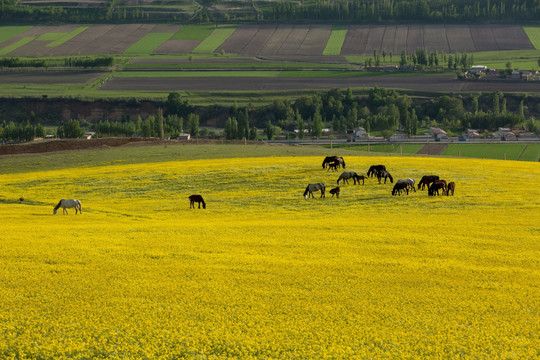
[0,24,536,57]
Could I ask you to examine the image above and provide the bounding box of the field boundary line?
[517,144,528,161]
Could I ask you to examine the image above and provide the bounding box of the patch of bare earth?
[416,143,448,155]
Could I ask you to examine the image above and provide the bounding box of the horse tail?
[202,198,206,209]
[77,200,82,213]
[53,200,62,211]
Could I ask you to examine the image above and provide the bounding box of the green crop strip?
[36,33,67,42]
[523,26,540,50]
[0,26,32,44]
[47,26,90,48]
[115,70,281,77]
[0,37,35,56]
[193,26,237,53]
[123,33,174,55]
[171,24,215,40]
[323,25,347,56]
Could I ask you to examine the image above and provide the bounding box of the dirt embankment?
[0,137,166,156]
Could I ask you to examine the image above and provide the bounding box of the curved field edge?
[0,153,539,359]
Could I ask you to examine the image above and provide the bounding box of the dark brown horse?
[428,180,447,196]
[367,165,386,178]
[446,182,455,196]
[189,194,206,209]
[322,156,346,170]
[337,172,365,185]
[392,182,409,195]
[377,170,393,184]
[329,187,340,198]
[327,162,339,172]
[418,175,439,190]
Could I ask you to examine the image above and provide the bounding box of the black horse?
[392,182,409,196]
[428,180,447,196]
[329,187,340,198]
[377,170,393,184]
[418,175,439,190]
[367,165,386,178]
[189,194,206,209]
[322,156,346,170]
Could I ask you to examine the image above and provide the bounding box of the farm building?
[177,133,190,140]
[429,127,448,139]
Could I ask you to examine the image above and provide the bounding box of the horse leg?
[63,207,68,215]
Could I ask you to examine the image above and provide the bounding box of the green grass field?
[124,62,351,70]
[171,24,215,40]
[442,143,534,161]
[0,36,35,56]
[322,25,347,56]
[324,143,424,155]
[523,26,540,50]
[47,26,90,48]
[193,26,237,53]
[518,143,540,161]
[115,70,281,77]
[0,26,32,44]
[123,33,174,55]
[36,32,67,42]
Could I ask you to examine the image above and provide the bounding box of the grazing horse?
[327,162,339,172]
[189,194,206,209]
[446,182,456,196]
[428,180,447,196]
[377,170,394,184]
[329,187,340,198]
[397,178,416,192]
[337,172,365,185]
[53,199,82,215]
[392,182,409,196]
[322,156,346,170]
[418,175,439,190]
[367,165,386,178]
[304,183,325,199]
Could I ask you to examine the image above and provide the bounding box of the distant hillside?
[1,0,540,24]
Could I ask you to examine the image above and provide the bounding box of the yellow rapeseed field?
[0,154,539,359]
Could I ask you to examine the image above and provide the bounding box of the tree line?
[0,57,114,69]
[1,89,538,142]
[2,0,540,22]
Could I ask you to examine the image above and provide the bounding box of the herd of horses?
[52,155,455,214]
[304,157,456,199]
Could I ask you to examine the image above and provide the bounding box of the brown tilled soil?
[0,138,165,156]
[416,143,448,155]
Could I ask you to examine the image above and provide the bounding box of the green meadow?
[323,25,347,56]
[171,24,215,40]
[123,33,174,55]
[0,26,32,44]
[193,26,237,53]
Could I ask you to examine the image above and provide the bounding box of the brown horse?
[418,175,439,190]
[189,195,206,209]
[446,182,456,196]
[428,180,447,196]
[327,162,339,172]
[329,187,340,198]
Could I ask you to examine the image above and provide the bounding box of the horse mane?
[303,185,310,197]
[53,199,63,211]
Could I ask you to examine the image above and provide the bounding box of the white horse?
[396,179,416,192]
[53,199,82,215]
